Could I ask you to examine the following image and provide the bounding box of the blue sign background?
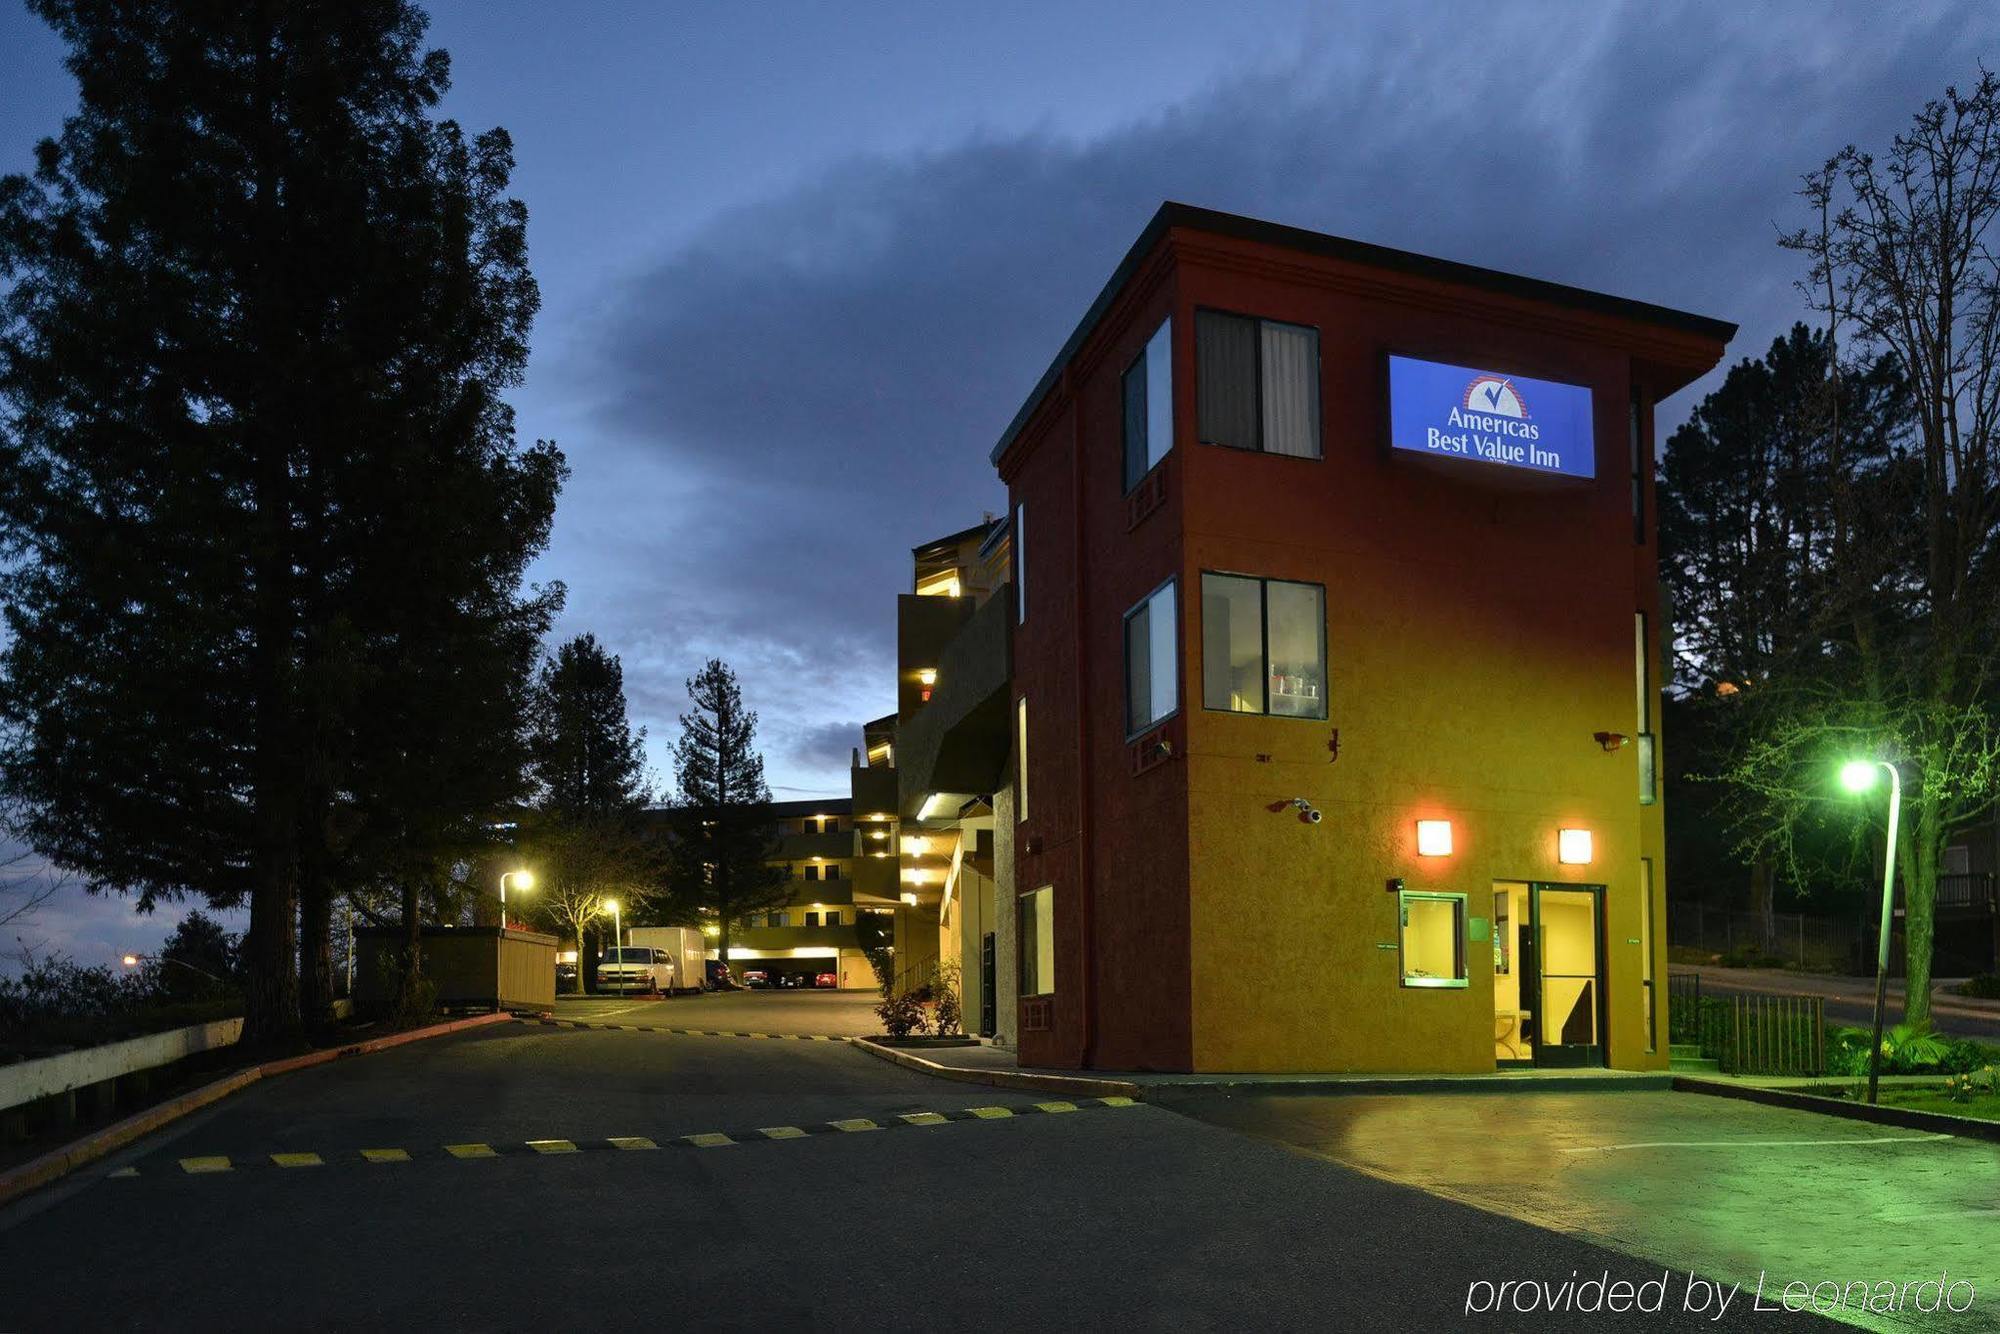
[1387,355,1595,479]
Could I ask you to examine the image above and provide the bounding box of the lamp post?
[121,952,224,987]
[604,898,622,954]
[1839,758,1902,1105]
[499,868,534,930]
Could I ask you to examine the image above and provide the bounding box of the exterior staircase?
[1668,1042,1719,1075]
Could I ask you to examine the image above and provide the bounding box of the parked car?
[555,960,578,989]
[705,959,740,990]
[741,968,771,989]
[813,971,837,989]
[596,946,673,994]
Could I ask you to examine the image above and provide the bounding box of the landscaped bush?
[1823,1023,1999,1077]
[875,990,926,1039]
[1958,973,2000,1000]
[929,960,963,1037]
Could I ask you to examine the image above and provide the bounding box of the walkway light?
[1839,757,1903,1105]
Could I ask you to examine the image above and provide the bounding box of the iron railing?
[1669,973,1825,1076]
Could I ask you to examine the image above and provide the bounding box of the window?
[1121,318,1173,492]
[765,911,787,928]
[1015,697,1029,823]
[1014,499,1026,624]
[1629,392,1646,543]
[1635,612,1656,805]
[803,864,820,882]
[1398,891,1466,988]
[1123,579,1179,735]
[824,864,841,881]
[1944,845,1971,876]
[1196,310,1320,458]
[805,911,821,927]
[1640,858,1656,1052]
[1200,574,1326,718]
[1019,886,1055,995]
[824,910,841,927]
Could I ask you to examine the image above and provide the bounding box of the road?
[1674,965,2000,1042]
[0,992,1881,1332]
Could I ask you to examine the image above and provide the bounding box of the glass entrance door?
[1531,884,1604,1067]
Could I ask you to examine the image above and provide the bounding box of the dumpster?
[354,925,556,1013]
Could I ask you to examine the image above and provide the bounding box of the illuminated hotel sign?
[1387,355,1595,479]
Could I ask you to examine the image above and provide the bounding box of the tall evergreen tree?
[524,634,652,991]
[663,660,787,977]
[0,1,562,1043]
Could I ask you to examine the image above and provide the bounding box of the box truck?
[623,926,707,995]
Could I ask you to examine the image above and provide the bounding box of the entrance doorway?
[1492,881,1607,1067]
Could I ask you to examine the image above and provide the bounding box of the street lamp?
[499,868,534,930]
[1839,758,1902,1105]
[121,952,224,987]
[603,898,621,953]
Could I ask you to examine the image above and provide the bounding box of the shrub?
[1959,973,2000,1000]
[929,960,963,1037]
[1826,1022,1976,1076]
[875,990,926,1039]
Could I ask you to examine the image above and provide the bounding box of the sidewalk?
[852,1038,1672,1098]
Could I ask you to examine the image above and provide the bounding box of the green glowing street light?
[1839,758,1902,1105]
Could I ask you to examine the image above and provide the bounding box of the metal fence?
[1668,973,1826,1076]
[1668,903,1860,973]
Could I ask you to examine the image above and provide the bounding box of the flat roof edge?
[989,201,1737,468]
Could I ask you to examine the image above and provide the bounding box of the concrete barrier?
[1,1017,244,1114]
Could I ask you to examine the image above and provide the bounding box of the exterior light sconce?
[899,891,918,906]
[918,667,937,702]
[1592,731,1629,752]
[1415,820,1453,857]
[1558,828,1593,864]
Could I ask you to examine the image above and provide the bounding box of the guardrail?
[2,1017,243,1115]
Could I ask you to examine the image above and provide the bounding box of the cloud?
[545,2,1990,799]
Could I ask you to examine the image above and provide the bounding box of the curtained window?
[1196,310,1320,458]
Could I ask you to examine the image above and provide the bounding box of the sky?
[2,1,1995,968]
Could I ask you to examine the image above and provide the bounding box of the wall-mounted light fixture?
[899,891,918,906]
[918,667,937,702]
[1416,820,1453,857]
[1558,828,1593,864]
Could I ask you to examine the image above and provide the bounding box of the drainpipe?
[1068,368,1098,1069]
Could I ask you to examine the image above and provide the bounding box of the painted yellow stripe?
[827,1118,879,1133]
[1035,1101,1079,1114]
[526,1139,578,1155]
[607,1136,658,1151]
[361,1148,411,1163]
[179,1156,231,1174]
[685,1132,734,1148]
[107,1166,139,1179]
[964,1106,1014,1120]
[759,1126,807,1140]
[1098,1096,1138,1107]
[444,1143,496,1159]
[898,1112,948,1126]
[271,1151,323,1168]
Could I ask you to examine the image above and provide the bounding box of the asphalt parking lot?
[1171,1087,1999,1332]
[548,988,883,1036]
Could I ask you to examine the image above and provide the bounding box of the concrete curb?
[1674,1075,2000,1143]
[0,1011,514,1208]
[847,1038,1143,1100]
[1142,1072,1675,1099]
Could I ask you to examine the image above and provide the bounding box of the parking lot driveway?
[550,988,881,1036]
[1171,1089,1999,1332]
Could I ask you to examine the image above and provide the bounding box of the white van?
[595,946,673,994]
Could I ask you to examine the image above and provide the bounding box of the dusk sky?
[3,1,1994,967]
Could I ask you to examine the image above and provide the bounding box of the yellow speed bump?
[898,1112,949,1126]
[827,1118,879,1133]
[1099,1096,1138,1107]
[1034,1101,1079,1114]
[179,1156,232,1174]
[361,1148,411,1163]
[607,1136,657,1151]
[526,1139,578,1155]
[758,1126,807,1140]
[964,1106,1014,1120]
[444,1143,497,1159]
[270,1152,323,1168]
[684,1132,734,1148]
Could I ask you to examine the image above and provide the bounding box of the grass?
[1873,1088,2000,1123]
